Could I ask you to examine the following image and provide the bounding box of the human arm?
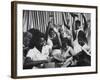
[81,44,91,56]
[56,32,62,48]
[62,12,70,29]
[45,25,50,41]
[23,57,48,69]
[52,34,62,49]
[69,47,75,56]
[47,38,53,56]
[81,13,88,32]
[70,13,77,41]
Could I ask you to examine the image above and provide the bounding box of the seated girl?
[48,28,62,49]
[52,39,75,67]
[25,33,53,69]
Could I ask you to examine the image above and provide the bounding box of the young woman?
[71,13,91,66]
[24,33,53,69]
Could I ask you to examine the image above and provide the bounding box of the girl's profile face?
[49,30,56,38]
[78,39,85,46]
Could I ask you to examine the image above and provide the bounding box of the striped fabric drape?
[23,10,91,34]
[23,10,65,32]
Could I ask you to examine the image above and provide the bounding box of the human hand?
[70,13,78,18]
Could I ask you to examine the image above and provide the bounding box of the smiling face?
[36,36,46,52]
[39,37,46,47]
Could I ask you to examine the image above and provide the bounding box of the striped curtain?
[23,10,64,33]
[23,10,91,34]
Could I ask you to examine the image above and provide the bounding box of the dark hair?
[49,15,54,17]
[34,33,45,48]
[23,32,32,47]
[75,20,81,30]
[78,30,88,46]
[23,32,32,39]
[48,28,55,35]
[62,38,69,48]
[38,33,45,41]
[75,20,81,24]
[28,28,44,49]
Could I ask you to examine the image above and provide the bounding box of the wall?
[0,0,99,80]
